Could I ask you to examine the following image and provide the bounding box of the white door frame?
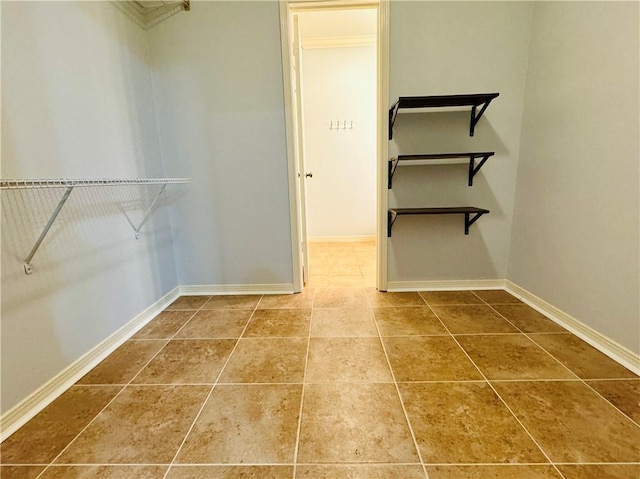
[279,0,390,292]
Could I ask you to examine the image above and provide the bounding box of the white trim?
[0,286,180,442]
[279,2,304,294]
[302,34,375,49]
[505,281,640,375]
[376,0,389,292]
[387,279,507,292]
[179,284,295,296]
[308,235,375,243]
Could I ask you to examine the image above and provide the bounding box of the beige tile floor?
[2,241,639,479]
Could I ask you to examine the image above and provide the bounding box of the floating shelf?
[387,207,489,237]
[389,93,499,139]
[388,152,494,189]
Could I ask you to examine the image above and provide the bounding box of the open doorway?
[280,1,389,292]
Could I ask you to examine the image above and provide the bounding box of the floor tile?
[456,334,576,380]
[314,288,368,308]
[202,295,261,310]
[219,338,306,383]
[132,311,194,339]
[243,309,311,337]
[176,384,301,464]
[330,263,362,275]
[308,263,332,275]
[306,275,331,287]
[587,379,640,423]
[556,464,640,479]
[0,386,120,464]
[399,382,547,464]
[257,289,314,309]
[310,307,378,337]
[366,289,426,307]
[55,385,209,464]
[472,290,522,304]
[431,305,518,334]
[0,467,46,479]
[39,466,168,478]
[425,465,561,478]
[296,465,425,478]
[297,383,419,463]
[133,340,236,384]
[383,336,482,381]
[330,275,366,287]
[167,296,211,311]
[77,340,166,384]
[306,337,392,383]
[529,333,639,379]
[493,380,640,462]
[491,305,566,333]
[166,466,293,479]
[418,291,482,305]
[175,310,251,339]
[372,307,447,336]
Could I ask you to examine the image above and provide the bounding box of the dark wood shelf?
[388,152,495,188]
[389,93,499,139]
[387,207,490,237]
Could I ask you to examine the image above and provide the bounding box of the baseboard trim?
[179,283,295,295]
[309,236,376,243]
[386,279,506,292]
[0,286,180,442]
[505,280,640,375]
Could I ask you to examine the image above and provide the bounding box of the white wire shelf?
[1,177,192,274]
[0,178,191,190]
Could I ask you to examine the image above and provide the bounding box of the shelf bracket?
[23,186,74,274]
[469,99,494,136]
[468,154,491,186]
[464,211,486,235]
[388,102,400,140]
[133,184,167,239]
[387,210,398,237]
[388,158,399,189]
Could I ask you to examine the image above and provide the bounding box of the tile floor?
[1,241,639,479]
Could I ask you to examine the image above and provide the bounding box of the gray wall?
[508,2,640,353]
[387,2,533,282]
[1,1,178,412]
[147,1,294,287]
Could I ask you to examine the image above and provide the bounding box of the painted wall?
[508,2,640,353]
[301,45,376,238]
[147,1,293,287]
[387,2,533,283]
[1,1,178,412]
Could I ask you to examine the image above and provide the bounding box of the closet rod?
[0,177,191,274]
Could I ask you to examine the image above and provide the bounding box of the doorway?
[279,0,390,292]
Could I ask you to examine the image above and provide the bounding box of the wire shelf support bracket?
[0,178,191,274]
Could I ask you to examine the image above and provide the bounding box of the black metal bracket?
[388,158,399,189]
[469,99,493,136]
[387,210,398,237]
[464,212,487,235]
[468,153,492,186]
[388,102,400,140]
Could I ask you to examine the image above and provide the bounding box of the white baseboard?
[505,280,640,375]
[179,283,295,295]
[0,286,180,442]
[386,279,506,292]
[309,236,376,243]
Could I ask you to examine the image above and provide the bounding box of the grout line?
[159,295,263,479]
[292,286,315,479]
[425,303,569,479]
[364,298,430,479]
[32,299,211,479]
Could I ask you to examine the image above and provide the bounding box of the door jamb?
[279,0,390,292]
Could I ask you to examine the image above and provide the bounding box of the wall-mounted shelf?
[388,93,499,139]
[0,178,191,274]
[388,152,495,188]
[387,207,489,237]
